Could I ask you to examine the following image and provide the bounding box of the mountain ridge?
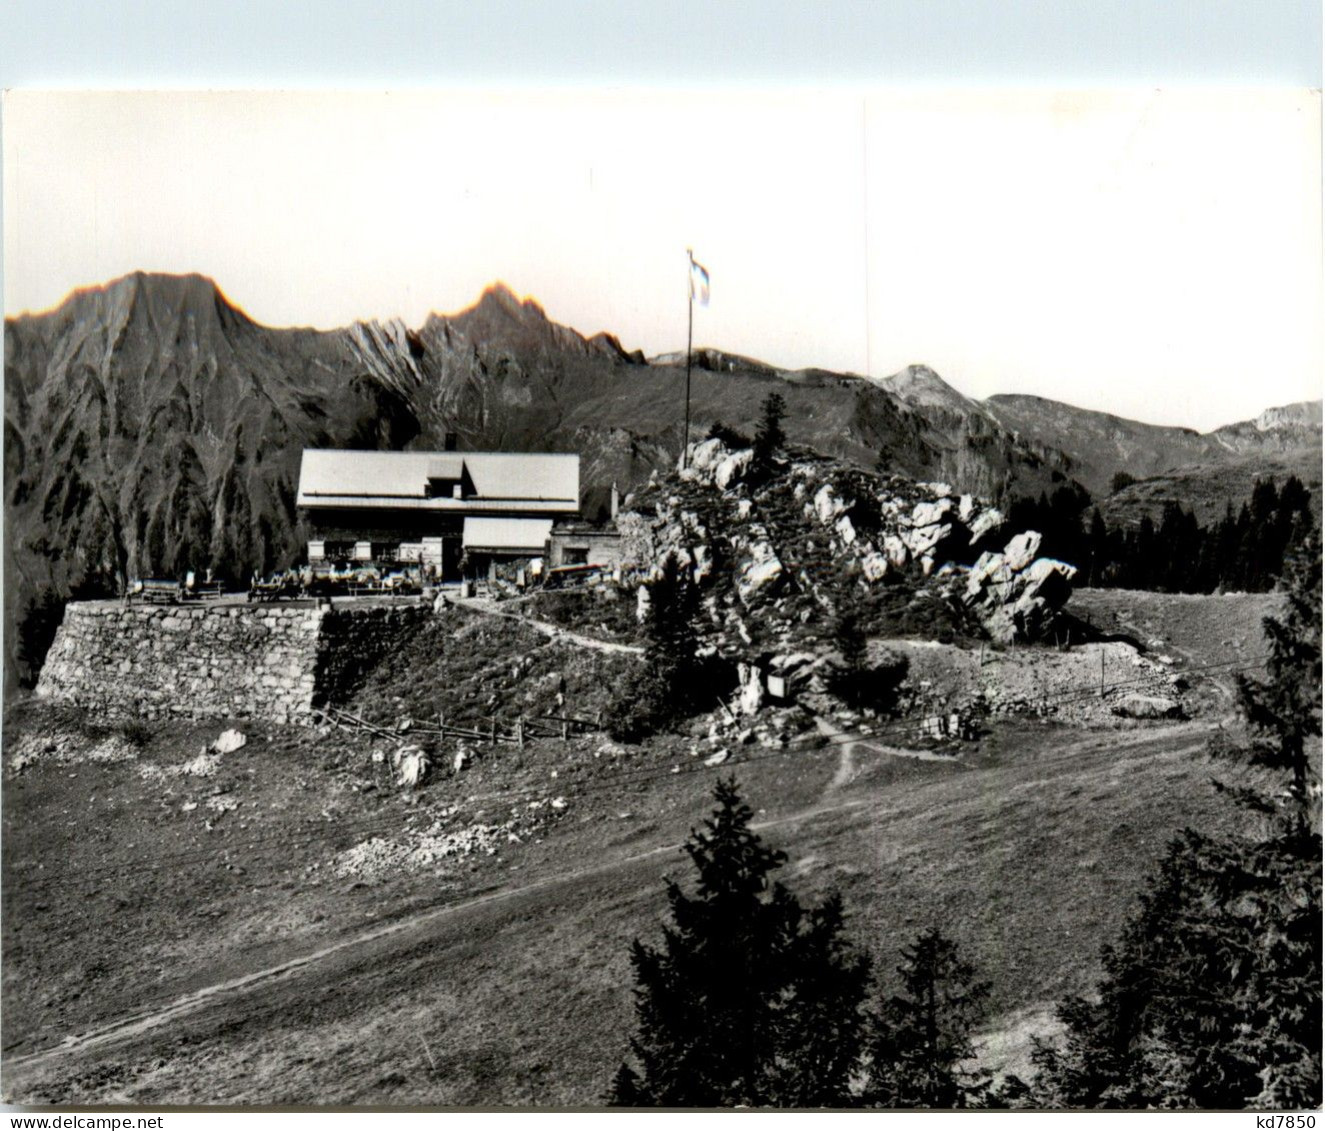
[6,272,1318,686]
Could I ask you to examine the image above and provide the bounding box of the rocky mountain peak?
[878,364,976,414]
[1251,400,1323,433]
[445,282,553,340]
[15,272,253,344]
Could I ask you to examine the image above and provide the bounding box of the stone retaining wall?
[34,599,430,723]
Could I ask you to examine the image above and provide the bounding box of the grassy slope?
[1,590,1289,1105]
[5,716,1262,1105]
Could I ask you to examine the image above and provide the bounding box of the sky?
[2,6,1322,433]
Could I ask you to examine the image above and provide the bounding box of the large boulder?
[680,438,754,492]
[910,498,955,528]
[1002,530,1043,572]
[733,662,764,715]
[967,507,1005,545]
[962,530,1077,643]
[737,540,785,604]
[1113,694,1183,720]
[814,483,851,524]
[680,437,727,478]
[394,745,431,788]
[714,449,753,490]
[904,520,954,560]
[861,551,890,582]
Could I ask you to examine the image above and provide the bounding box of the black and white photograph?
[1,3,1321,1116]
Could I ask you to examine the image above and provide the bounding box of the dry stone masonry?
[35,600,430,723]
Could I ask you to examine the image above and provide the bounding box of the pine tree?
[1029,827,1321,1109]
[603,551,704,741]
[834,606,867,672]
[1030,525,1323,1109]
[1087,508,1107,587]
[1228,526,1322,834]
[752,392,787,479]
[611,778,871,1107]
[645,550,701,700]
[864,928,991,1108]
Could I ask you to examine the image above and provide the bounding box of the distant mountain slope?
[6,270,1314,686]
[985,392,1321,502]
[1099,447,1324,528]
[4,273,1079,685]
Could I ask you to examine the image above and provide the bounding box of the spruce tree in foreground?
[610,778,871,1107]
[1229,526,1322,833]
[1029,527,1322,1109]
[864,928,992,1108]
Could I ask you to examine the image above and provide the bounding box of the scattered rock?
[212,729,247,755]
[394,745,430,788]
[736,539,785,604]
[1113,694,1183,720]
[734,663,765,715]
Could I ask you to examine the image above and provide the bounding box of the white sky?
[3,88,1321,430]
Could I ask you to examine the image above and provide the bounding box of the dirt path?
[6,793,873,1072]
[450,596,643,656]
[6,718,1220,1103]
[815,716,959,790]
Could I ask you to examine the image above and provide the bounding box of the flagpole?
[683,248,694,470]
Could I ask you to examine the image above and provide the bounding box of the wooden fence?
[313,703,602,747]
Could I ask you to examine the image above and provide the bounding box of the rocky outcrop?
[799,468,1003,580]
[622,438,1077,644]
[962,531,1077,643]
[680,437,754,492]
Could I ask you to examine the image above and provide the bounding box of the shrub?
[118,719,154,749]
[828,647,909,715]
[15,584,66,688]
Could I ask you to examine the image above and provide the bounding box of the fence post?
[517,718,525,749]
[1100,649,1105,698]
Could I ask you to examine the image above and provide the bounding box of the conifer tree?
[752,392,787,479]
[1029,525,1322,1109]
[864,928,991,1108]
[604,551,705,740]
[1229,526,1322,834]
[610,778,871,1107]
[1029,827,1321,1109]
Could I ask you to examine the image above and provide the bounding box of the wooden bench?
[137,579,183,605]
[247,578,301,603]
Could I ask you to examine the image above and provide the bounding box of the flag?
[689,254,710,305]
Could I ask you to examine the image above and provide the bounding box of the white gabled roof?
[462,517,554,553]
[297,449,579,506]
